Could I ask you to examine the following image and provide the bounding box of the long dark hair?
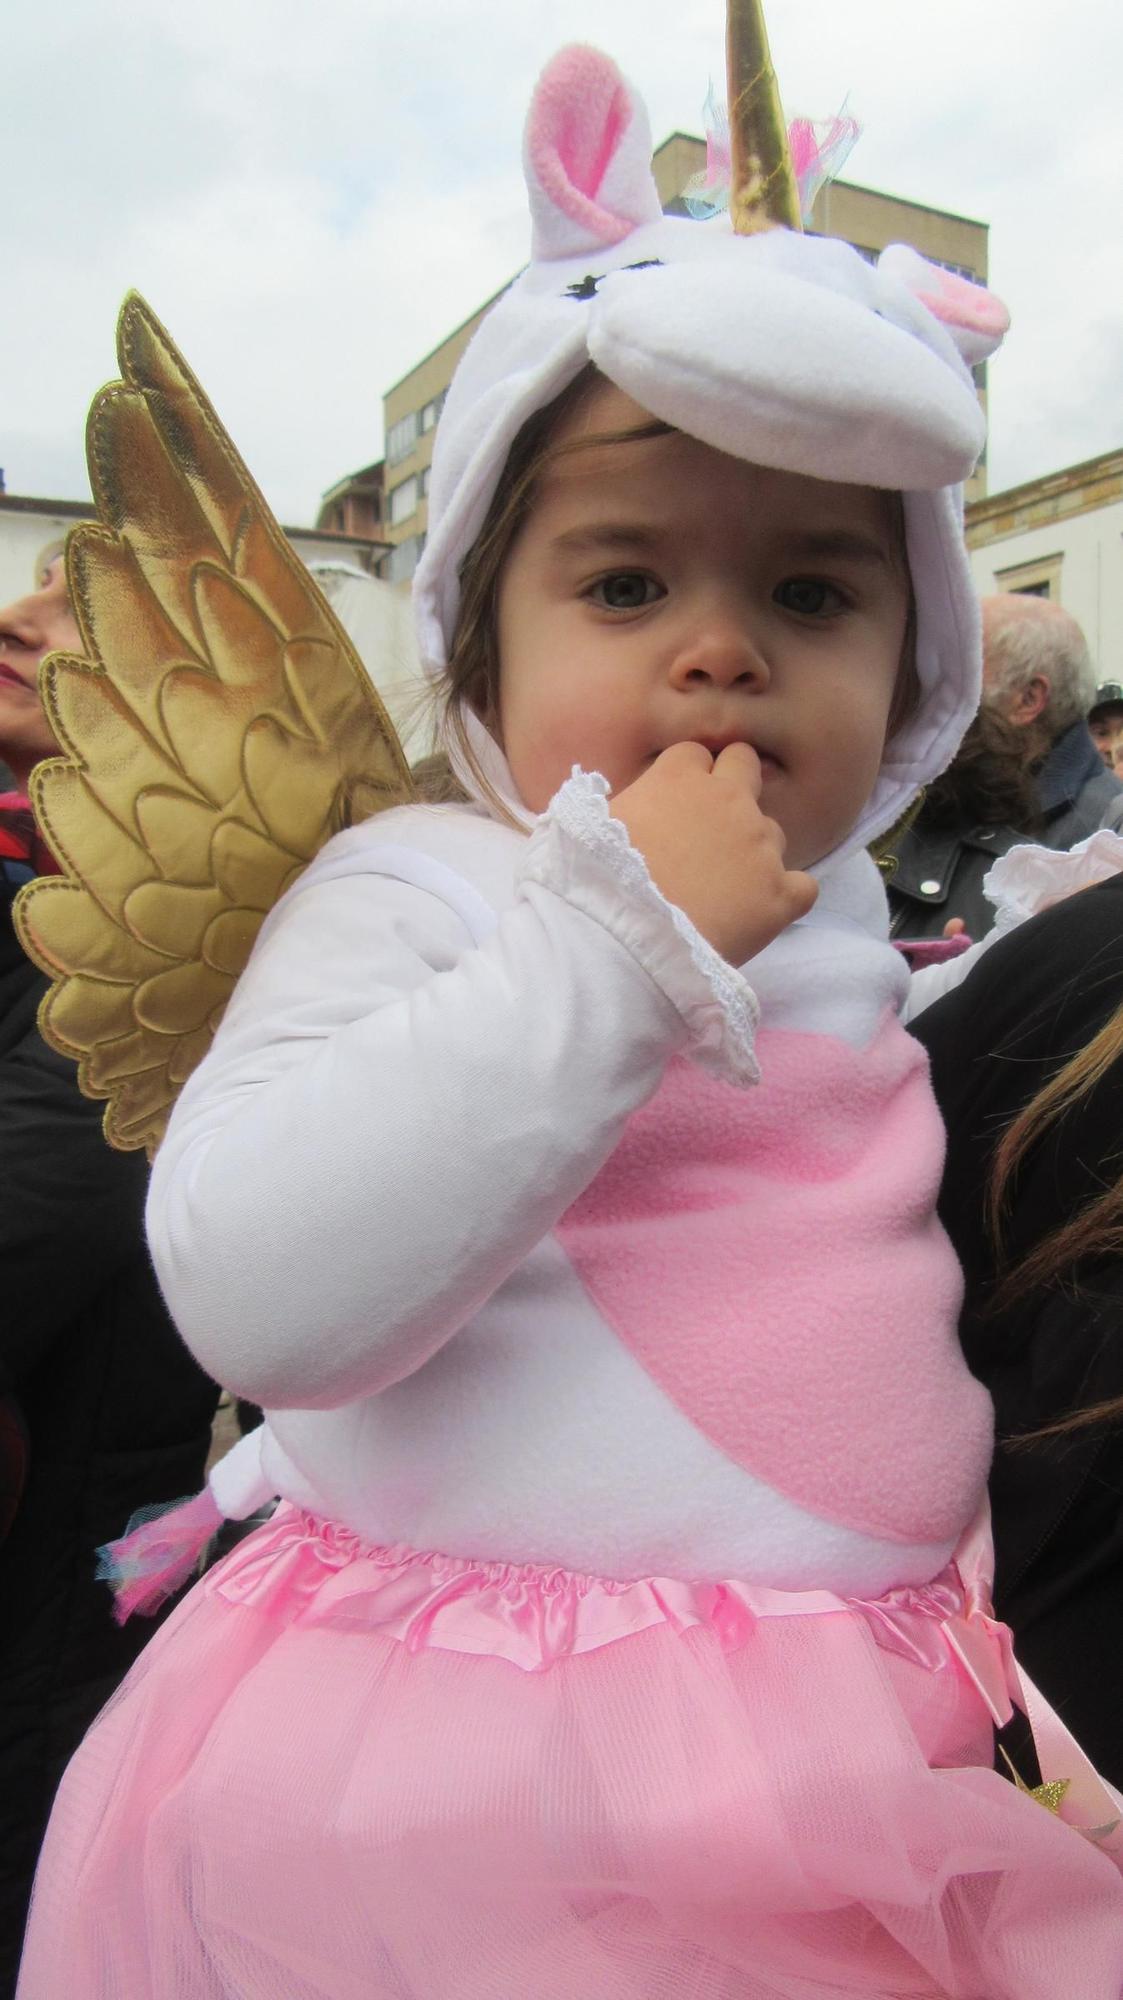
[989,1000,1123,1434]
[921,705,1042,834]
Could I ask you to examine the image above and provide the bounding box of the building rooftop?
[0,490,387,555]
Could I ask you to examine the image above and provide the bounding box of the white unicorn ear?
[878,244,1009,365]
[523,45,664,262]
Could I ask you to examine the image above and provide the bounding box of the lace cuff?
[983,829,1123,934]
[518,769,760,1085]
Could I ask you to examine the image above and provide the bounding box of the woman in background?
[914,867,1123,1786]
[0,548,219,1997]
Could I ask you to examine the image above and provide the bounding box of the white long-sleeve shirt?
[148,775,992,1594]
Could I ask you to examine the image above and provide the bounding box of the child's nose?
[667,616,768,692]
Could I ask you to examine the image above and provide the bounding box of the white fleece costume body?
[147,45,1014,1598]
[150,779,991,1595]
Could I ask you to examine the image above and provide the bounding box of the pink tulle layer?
[96,1485,222,1622]
[19,1507,1123,1999]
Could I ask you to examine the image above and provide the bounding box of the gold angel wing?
[15,292,414,1157]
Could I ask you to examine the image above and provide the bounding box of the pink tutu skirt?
[18,1505,1123,1999]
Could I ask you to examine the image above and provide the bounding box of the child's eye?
[774,578,847,617]
[588,572,663,612]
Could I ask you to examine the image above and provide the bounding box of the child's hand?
[608,744,818,967]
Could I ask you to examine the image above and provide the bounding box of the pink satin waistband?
[209,1502,1008,1697]
[206,1505,1121,1852]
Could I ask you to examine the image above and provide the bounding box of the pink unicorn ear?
[523,45,664,262]
[879,244,1009,365]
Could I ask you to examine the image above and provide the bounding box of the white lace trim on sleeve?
[983,828,1123,934]
[519,769,760,1085]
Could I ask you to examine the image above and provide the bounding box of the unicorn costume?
[18,44,1123,2000]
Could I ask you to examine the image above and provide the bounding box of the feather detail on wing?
[15,293,415,1156]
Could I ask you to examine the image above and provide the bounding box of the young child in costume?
[18,41,1123,2000]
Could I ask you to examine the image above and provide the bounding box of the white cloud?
[4,0,1121,521]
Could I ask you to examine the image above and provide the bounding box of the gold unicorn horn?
[727,0,802,234]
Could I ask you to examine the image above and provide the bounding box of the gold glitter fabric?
[726,0,802,235]
[16,294,414,1157]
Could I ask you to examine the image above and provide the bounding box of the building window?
[994,552,1063,601]
[389,475,419,527]
[385,533,426,584]
[420,391,445,433]
[387,411,419,467]
[419,465,431,499]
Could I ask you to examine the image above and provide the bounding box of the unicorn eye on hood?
[413,42,1009,864]
[562,258,665,300]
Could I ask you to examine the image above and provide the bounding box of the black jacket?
[0,877,219,1995]
[912,873,1123,1786]
[888,721,1123,941]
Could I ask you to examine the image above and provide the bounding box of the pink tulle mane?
[684,87,860,226]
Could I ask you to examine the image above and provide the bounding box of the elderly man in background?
[981,596,1122,829]
[887,593,1122,941]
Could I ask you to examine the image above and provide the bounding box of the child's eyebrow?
[780,530,893,568]
[548,523,665,558]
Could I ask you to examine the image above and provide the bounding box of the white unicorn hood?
[413,44,1009,860]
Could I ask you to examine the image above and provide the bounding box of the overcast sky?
[4,0,1120,526]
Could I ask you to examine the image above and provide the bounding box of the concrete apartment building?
[317,461,386,545]
[371,131,990,585]
[966,447,1123,680]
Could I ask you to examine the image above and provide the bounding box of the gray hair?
[984,598,1097,736]
[32,538,66,588]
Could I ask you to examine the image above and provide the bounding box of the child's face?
[496,382,912,871]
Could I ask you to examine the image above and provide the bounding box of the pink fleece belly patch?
[556,1018,992,1545]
